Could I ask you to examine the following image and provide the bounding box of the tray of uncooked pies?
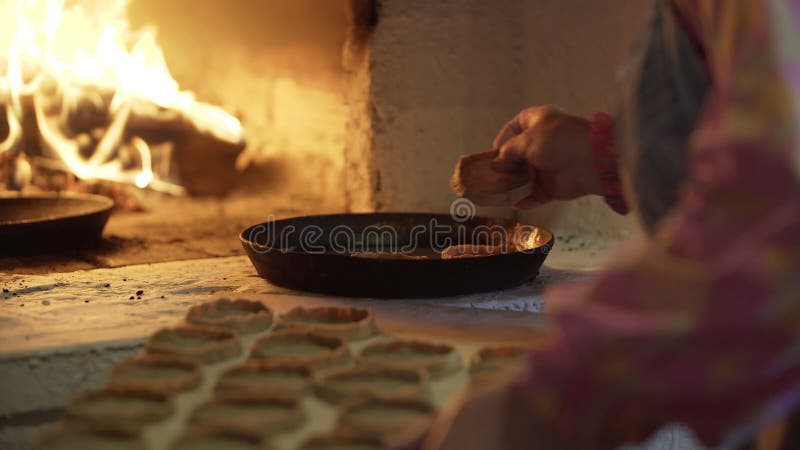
[35,298,530,450]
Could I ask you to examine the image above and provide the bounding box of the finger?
[421,374,513,450]
[491,133,529,173]
[492,118,523,149]
[513,184,549,209]
[492,106,556,149]
[512,167,549,209]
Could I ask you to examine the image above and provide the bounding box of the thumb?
[512,167,549,209]
[512,194,545,210]
[490,133,529,173]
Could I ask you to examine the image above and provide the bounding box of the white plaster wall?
[359,0,653,238]
[366,0,527,214]
[518,0,652,237]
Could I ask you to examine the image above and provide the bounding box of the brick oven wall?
[345,0,652,239]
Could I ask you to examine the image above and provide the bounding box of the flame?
[0,0,244,192]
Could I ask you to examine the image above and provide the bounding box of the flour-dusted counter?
[0,255,586,353]
[0,253,592,450]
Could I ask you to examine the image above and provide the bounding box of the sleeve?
[590,112,629,215]
[505,1,800,448]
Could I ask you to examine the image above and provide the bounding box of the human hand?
[491,106,603,209]
[420,372,514,450]
[419,369,566,450]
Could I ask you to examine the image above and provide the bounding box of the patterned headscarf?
[672,0,800,178]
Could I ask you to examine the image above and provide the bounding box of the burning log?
[0,88,245,196]
[0,78,246,196]
[62,86,116,134]
[173,129,245,196]
[1,152,31,191]
[127,99,247,196]
[0,0,246,197]
[0,104,21,154]
[128,99,195,138]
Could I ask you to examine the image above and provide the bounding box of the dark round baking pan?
[0,193,114,255]
[240,213,554,298]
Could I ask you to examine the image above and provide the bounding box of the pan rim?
[0,192,115,226]
[239,212,555,262]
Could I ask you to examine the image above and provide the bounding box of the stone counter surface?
[0,253,579,449]
[0,254,595,354]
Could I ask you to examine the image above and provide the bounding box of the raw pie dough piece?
[216,361,312,396]
[314,366,427,404]
[279,306,376,340]
[171,427,270,450]
[440,244,507,259]
[186,298,274,334]
[337,397,435,438]
[450,149,530,206]
[108,355,202,394]
[359,340,462,378]
[250,329,350,369]
[145,326,242,364]
[66,388,172,432]
[301,433,386,450]
[191,392,304,436]
[469,346,528,377]
[35,424,145,450]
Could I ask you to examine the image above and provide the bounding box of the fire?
[0,0,244,193]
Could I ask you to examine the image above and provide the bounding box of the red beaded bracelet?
[590,112,629,215]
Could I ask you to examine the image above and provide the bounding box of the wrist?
[590,112,628,214]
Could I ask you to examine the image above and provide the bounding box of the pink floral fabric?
[508,0,800,448]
